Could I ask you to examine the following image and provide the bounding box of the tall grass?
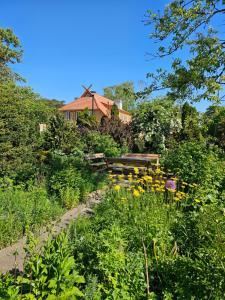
[0,187,63,248]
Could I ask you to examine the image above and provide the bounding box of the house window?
[65,111,70,120]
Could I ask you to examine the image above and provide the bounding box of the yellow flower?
[118,174,124,181]
[155,168,161,174]
[134,167,139,175]
[133,189,140,197]
[168,188,176,193]
[114,185,121,192]
[138,186,145,193]
[194,198,201,203]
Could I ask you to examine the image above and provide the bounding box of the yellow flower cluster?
[174,191,186,201]
[109,166,197,204]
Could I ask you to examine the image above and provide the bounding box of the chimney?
[114,99,123,110]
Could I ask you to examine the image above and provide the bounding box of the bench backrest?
[106,157,152,167]
[85,153,105,160]
[122,153,160,159]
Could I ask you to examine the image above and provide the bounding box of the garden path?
[0,190,104,274]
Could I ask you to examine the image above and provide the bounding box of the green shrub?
[48,167,89,206]
[162,141,225,190]
[60,187,80,209]
[0,187,62,248]
[0,232,85,299]
[84,131,121,157]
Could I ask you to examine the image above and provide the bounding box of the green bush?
[84,131,121,157]
[0,187,62,248]
[48,167,89,206]
[162,141,225,190]
[0,232,85,299]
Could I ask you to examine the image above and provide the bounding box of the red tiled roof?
[59,92,131,116]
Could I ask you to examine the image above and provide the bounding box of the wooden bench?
[122,153,160,166]
[106,156,152,175]
[85,153,107,170]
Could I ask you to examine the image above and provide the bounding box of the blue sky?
[0,0,219,111]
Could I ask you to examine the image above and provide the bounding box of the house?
[59,88,131,123]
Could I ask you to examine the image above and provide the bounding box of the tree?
[0,82,57,181]
[0,28,23,82]
[180,102,203,141]
[142,0,225,103]
[99,116,133,150]
[43,113,83,154]
[132,97,181,152]
[103,81,136,111]
[111,103,119,117]
[204,105,225,150]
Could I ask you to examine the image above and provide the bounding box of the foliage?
[0,232,85,299]
[99,117,133,150]
[162,141,225,191]
[142,0,225,103]
[67,168,225,299]
[204,105,225,150]
[103,81,136,111]
[110,104,119,117]
[132,98,181,152]
[83,131,121,157]
[76,108,97,129]
[180,101,204,141]
[0,82,58,182]
[43,113,84,154]
[0,187,62,248]
[0,28,23,82]
[48,167,89,207]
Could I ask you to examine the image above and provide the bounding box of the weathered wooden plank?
[106,157,152,166]
[90,162,107,167]
[122,153,160,165]
[85,153,105,160]
[122,153,160,158]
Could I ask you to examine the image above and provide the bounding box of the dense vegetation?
[0,0,225,298]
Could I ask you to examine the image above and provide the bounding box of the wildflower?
[182,182,188,185]
[172,177,178,181]
[168,188,176,193]
[114,185,121,192]
[138,186,145,193]
[133,189,140,197]
[165,178,176,191]
[134,167,139,175]
[118,174,124,181]
[155,168,161,174]
[174,197,180,201]
[194,198,201,203]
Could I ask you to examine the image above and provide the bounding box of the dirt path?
[0,190,104,274]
